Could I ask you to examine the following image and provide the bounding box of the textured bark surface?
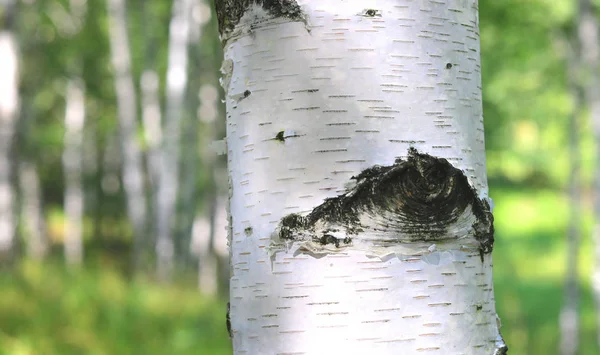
[216,1,506,354]
[215,0,304,37]
[275,148,494,256]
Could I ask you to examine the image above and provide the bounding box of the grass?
[491,186,599,354]
[0,186,597,354]
[0,261,231,355]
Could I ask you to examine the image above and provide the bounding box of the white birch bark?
[107,0,148,259]
[0,7,18,258]
[215,1,506,354]
[63,79,86,265]
[19,161,47,260]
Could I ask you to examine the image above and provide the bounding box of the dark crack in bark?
[276,148,495,254]
[215,0,305,37]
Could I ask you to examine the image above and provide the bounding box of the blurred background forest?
[0,0,599,354]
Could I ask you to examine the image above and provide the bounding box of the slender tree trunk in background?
[178,2,214,270]
[561,47,582,355]
[107,0,148,267]
[0,0,18,261]
[19,161,47,260]
[17,93,47,261]
[195,82,221,294]
[214,1,506,354]
[176,108,198,270]
[194,191,218,295]
[156,0,193,281]
[574,0,600,350]
[140,69,162,265]
[83,106,99,248]
[62,79,86,266]
[193,194,229,294]
[138,0,163,270]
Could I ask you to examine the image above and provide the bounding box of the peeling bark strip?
[276,148,494,254]
[215,0,304,36]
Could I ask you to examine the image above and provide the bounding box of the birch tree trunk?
[195,82,221,294]
[63,79,86,266]
[559,13,588,352]
[176,0,212,271]
[138,0,163,270]
[107,0,148,265]
[214,1,506,354]
[155,0,193,280]
[0,0,18,261]
[19,161,47,260]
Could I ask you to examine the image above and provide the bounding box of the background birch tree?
[106,0,149,269]
[0,0,18,262]
[214,1,506,353]
[62,79,86,266]
[573,0,600,350]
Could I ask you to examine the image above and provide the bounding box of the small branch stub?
[273,148,494,256]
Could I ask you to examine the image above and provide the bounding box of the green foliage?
[492,186,598,355]
[5,0,600,353]
[0,261,231,355]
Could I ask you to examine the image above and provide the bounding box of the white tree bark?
[215,1,506,354]
[0,4,18,259]
[19,161,47,260]
[107,0,148,261]
[62,79,86,265]
[155,0,194,280]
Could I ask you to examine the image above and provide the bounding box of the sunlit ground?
[0,262,231,355]
[0,186,597,354]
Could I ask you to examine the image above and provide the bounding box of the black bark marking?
[275,130,286,142]
[226,302,232,338]
[446,63,453,69]
[363,9,380,17]
[316,234,352,248]
[271,130,302,143]
[495,344,508,355]
[215,0,305,36]
[244,226,253,236]
[277,148,494,254]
